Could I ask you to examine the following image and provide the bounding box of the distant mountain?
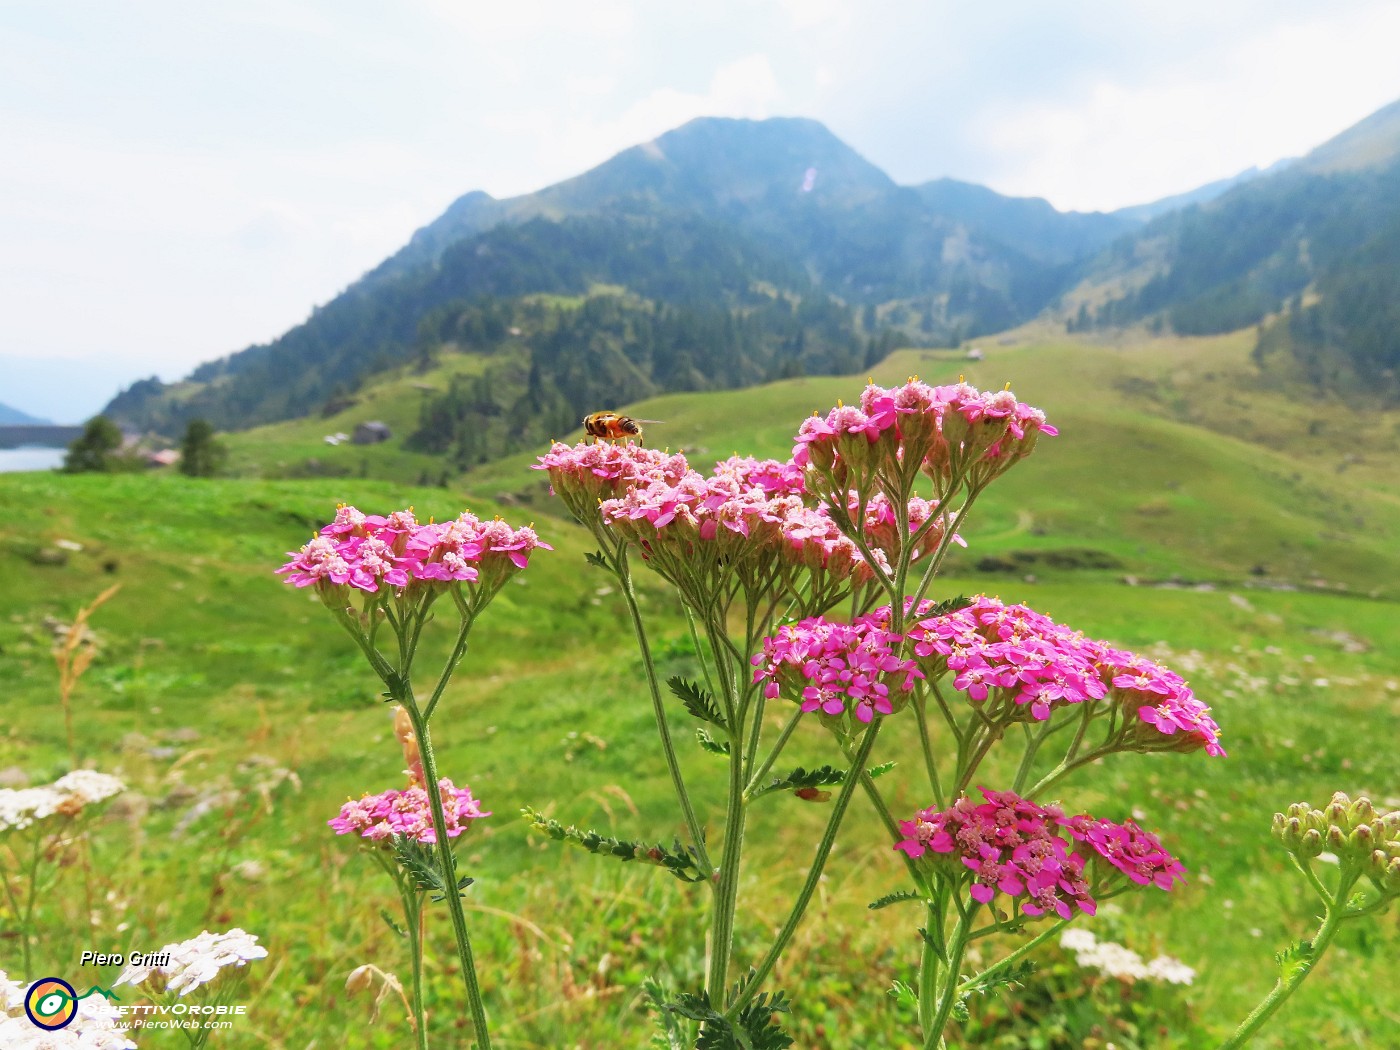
[0,402,50,426]
[1071,98,1400,395]
[110,116,1142,433]
[107,102,1400,433]
[1111,159,1294,224]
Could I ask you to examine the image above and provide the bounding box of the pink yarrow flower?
[277,505,551,597]
[752,613,923,724]
[900,595,1225,755]
[895,788,1185,917]
[329,778,490,845]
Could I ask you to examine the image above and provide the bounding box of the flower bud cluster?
[533,440,690,522]
[597,460,886,607]
[900,595,1225,756]
[751,614,923,726]
[276,504,551,598]
[329,777,490,845]
[895,788,1185,918]
[793,379,1057,503]
[1273,792,1400,894]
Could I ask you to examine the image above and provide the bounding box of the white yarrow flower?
[1059,929,1194,985]
[114,928,267,996]
[0,771,125,832]
[51,771,125,806]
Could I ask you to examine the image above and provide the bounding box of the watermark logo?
[23,978,120,1031]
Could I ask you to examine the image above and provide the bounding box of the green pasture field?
[5,333,1399,1047]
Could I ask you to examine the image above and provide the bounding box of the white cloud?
[975,2,1400,210]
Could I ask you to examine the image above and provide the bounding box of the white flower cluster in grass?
[0,969,136,1050]
[1059,929,1195,985]
[0,771,125,832]
[114,929,267,997]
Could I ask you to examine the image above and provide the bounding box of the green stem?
[1217,876,1355,1050]
[957,918,1069,994]
[729,719,885,1015]
[917,899,941,1034]
[1024,743,1116,798]
[923,905,974,1048]
[913,693,947,809]
[424,608,473,720]
[408,708,494,1049]
[615,548,714,876]
[707,734,748,1008]
[744,706,804,798]
[378,853,431,1050]
[1011,720,1055,794]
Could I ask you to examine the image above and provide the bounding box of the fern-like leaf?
[522,807,707,883]
[868,890,924,911]
[696,728,731,755]
[668,676,727,728]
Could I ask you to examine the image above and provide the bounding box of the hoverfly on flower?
[582,411,661,442]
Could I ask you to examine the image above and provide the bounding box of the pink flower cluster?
[277,505,551,594]
[1063,813,1187,891]
[895,788,1184,917]
[751,614,923,723]
[597,460,885,588]
[533,440,690,519]
[901,596,1225,756]
[793,379,1057,489]
[329,777,489,845]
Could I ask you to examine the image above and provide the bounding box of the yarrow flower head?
[276,504,550,601]
[113,929,268,997]
[1058,929,1196,985]
[752,613,923,727]
[533,440,690,523]
[0,770,125,832]
[902,595,1225,756]
[329,778,490,845]
[894,788,1185,918]
[1,968,135,1049]
[796,379,1057,503]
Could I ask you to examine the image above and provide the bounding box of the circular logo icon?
[25,978,78,1031]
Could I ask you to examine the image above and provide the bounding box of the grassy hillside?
[6,334,1399,1047]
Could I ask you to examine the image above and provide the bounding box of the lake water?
[0,446,66,472]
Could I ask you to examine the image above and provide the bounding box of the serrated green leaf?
[380,909,406,938]
[918,924,948,964]
[1276,939,1314,981]
[667,676,727,728]
[867,760,896,779]
[887,979,918,1011]
[697,727,731,755]
[584,550,611,571]
[868,890,924,911]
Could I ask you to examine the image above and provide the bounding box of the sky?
[4,0,1400,422]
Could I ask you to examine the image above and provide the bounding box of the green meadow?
[4,331,1398,1048]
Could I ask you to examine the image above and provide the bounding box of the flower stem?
[614,547,714,877]
[744,706,804,798]
[729,719,885,1015]
[707,736,749,1008]
[956,918,1069,994]
[1216,876,1355,1050]
[923,905,974,1048]
[405,706,494,1049]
